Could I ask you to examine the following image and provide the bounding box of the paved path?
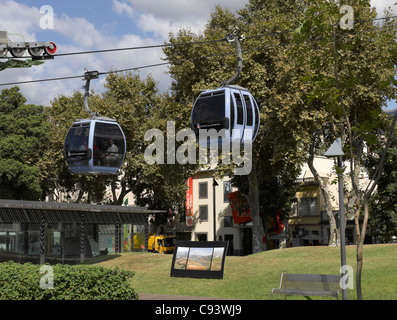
[138,293,237,300]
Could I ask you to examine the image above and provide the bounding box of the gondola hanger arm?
[221,30,245,87]
[83,69,100,118]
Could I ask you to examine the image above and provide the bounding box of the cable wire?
[0,14,395,87]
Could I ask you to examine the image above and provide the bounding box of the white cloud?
[136,13,188,38]
[55,15,108,49]
[112,0,135,19]
[127,0,244,21]
[0,1,40,37]
[0,1,251,106]
[0,1,169,106]
[370,0,396,15]
[125,0,247,38]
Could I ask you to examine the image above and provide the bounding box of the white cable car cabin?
[63,70,126,175]
[190,33,260,148]
[64,118,126,175]
[191,84,260,148]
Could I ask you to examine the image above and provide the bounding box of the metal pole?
[80,212,85,263]
[213,182,216,241]
[39,212,46,265]
[212,177,218,241]
[337,153,347,300]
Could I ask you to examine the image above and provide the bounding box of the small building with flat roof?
[0,199,165,264]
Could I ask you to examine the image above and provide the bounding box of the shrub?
[0,261,138,300]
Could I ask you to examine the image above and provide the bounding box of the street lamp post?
[324,138,348,300]
[212,177,219,241]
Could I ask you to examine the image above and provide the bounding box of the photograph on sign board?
[173,246,190,270]
[210,247,225,271]
[186,247,213,271]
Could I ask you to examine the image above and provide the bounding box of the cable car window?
[253,99,259,137]
[192,92,225,124]
[64,123,90,167]
[230,94,235,130]
[244,95,253,126]
[93,122,125,168]
[234,93,244,125]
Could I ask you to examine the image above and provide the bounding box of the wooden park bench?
[271,273,343,300]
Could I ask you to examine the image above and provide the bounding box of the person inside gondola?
[102,139,119,166]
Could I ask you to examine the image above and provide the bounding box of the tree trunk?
[307,143,339,246]
[356,196,370,300]
[247,161,266,253]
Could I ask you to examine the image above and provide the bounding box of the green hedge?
[0,261,138,300]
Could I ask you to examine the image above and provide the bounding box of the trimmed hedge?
[0,261,138,300]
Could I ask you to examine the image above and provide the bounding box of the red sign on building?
[227,191,252,224]
[185,177,193,226]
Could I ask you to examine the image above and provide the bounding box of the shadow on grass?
[80,254,122,265]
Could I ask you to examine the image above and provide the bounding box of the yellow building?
[289,156,363,247]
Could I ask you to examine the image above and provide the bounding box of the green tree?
[97,72,198,210]
[289,0,397,299]
[164,2,309,253]
[0,87,50,200]
[46,72,197,217]
[164,0,397,256]
[368,134,397,243]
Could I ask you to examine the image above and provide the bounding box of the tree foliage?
[163,0,397,254]
[368,134,397,243]
[0,87,50,200]
[45,72,197,212]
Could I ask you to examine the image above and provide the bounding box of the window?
[191,92,225,123]
[253,99,259,137]
[234,93,244,125]
[224,216,233,228]
[199,182,208,199]
[291,201,298,217]
[64,123,91,167]
[223,181,233,203]
[64,123,90,152]
[230,94,235,131]
[243,95,253,126]
[198,205,208,222]
[93,122,125,167]
[300,198,317,216]
[195,233,208,241]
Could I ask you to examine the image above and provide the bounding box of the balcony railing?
[294,177,317,185]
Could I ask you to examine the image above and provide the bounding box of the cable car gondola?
[64,71,126,175]
[190,33,260,148]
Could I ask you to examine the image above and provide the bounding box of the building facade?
[172,156,369,255]
[185,171,252,256]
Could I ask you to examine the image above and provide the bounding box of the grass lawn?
[84,243,397,300]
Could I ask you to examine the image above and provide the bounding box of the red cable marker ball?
[45,42,57,55]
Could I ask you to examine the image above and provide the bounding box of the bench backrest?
[280,273,341,292]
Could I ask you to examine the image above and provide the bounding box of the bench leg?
[304,296,312,300]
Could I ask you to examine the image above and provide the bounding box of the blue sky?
[0,0,245,105]
[0,0,396,110]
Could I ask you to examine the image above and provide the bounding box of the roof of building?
[0,199,165,224]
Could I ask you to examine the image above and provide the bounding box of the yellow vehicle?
[148,234,177,254]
